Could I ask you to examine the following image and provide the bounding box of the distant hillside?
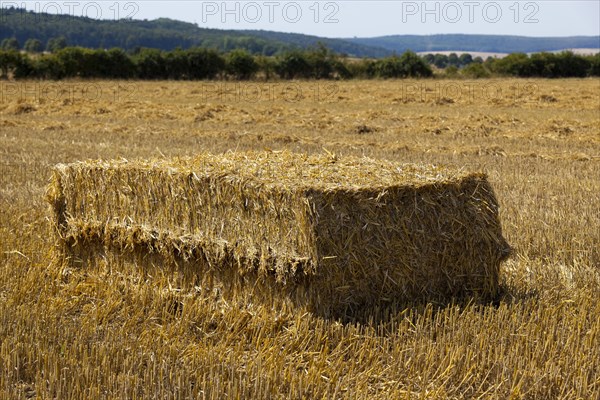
[0,8,391,57]
[1,8,599,57]
[347,34,600,54]
[237,30,391,58]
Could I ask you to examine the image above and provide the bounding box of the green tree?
[226,49,258,80]
[459,53,473,67]
[12,53,35,79]
[46,37,67,53]
[398,51,433,78]
[134,48,166,79]
[275,51,312,79]
[102,48,136,78]
[54,47,91,77]
[374,51,432,79]
[444,65,459,77]
[374,56,403,78]
[24,39,43,53]
[164,49,189,79]
[31,54,65,79]
[333,59,352,79]
[1,38,20,51]
[554,51,590,78]
[448,53,459,67]
[490,53,530,76]
[186,48,225,80]
[345,59,376,79]
[528,52,557,77]
[422,53,435,65]
[255,55,276,80]
[306,43,336,79]
[0,51,34,79]
[461,63,490,78]
[433,54,448,69]
[587,54,600,76]
[0,51,19,78]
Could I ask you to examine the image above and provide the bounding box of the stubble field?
[1,78,599,399]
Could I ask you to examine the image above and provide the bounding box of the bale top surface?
[56,151,472,191]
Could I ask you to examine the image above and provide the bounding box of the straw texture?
[47,151,511,313]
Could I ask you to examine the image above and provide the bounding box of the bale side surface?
[48,158,317,282]
[306,174,509,308]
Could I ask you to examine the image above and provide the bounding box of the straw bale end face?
[299,172,510,310]
[47,152,511,315]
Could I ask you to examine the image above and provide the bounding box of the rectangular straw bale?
[47,151,511,312]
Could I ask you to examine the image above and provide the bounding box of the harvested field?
[1,78,599,399]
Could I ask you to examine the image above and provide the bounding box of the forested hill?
[0,8,391,57]
[347,34,600,54]
[1,8,598,57]
[234,30,391,58]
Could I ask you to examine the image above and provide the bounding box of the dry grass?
[1,78,599,399]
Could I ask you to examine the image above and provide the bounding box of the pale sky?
[10,1,600,38]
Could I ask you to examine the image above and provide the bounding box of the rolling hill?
[1,7,598,57]
[0,7,391,57]
[347,34,600,55]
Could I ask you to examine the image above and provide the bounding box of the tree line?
[483,52,600,78]
[0,43,598,81]
[0,44,433,80]
[423,51,599,78]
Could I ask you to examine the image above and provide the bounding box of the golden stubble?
[1,78,599,399]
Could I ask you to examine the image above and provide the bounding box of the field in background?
[1,78,599,399]
[418,48,600,59]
